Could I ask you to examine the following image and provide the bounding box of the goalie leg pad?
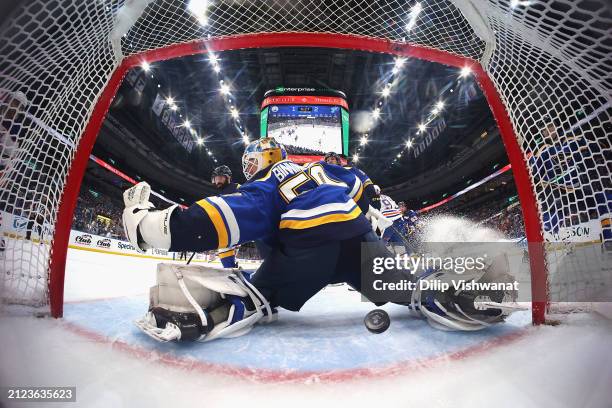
[135,264,273,342]
[408,254,527,331]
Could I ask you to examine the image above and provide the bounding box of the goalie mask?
[242,137,287,180]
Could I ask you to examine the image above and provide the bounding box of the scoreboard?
[260,88,349,163]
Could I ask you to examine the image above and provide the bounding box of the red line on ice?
[61,320,532,384]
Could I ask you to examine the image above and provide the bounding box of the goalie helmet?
[242,137,287,180]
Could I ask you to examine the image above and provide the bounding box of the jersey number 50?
[279,164,347,203]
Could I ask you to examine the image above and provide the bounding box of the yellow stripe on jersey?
[363,179,373,188]
[353,183,364,202]
[218,249,235,258]
[196,199,229,248]
[279,206,362,230]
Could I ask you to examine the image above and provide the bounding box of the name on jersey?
[271,161,303,182]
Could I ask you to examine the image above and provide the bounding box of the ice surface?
[0,248,611,408]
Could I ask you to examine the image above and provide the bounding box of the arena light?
[208,53,218,65]
[435,100,445,110]
[183,119,191,128]
[418,123,426,133]
[392,57,406,74]
[405,139,413,149]
[230,108,239,118]
[170,105,178,111]
[187,0,210,26]
[397,153,401,158]
[207,150,213,156]
[460,66,472,78]
[381,86,391,97]
[141,61,150,72]
[166,96,174,105]
[510,0,533,8]
[372,108,380,119]
[405,2,422,32]
[196,137,204,145]
[360,136,368,145]
[352,153,359,162]
[242,134,250,144]
[220,83,230,95]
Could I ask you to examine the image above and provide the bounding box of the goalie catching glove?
[135,264,276,342]
[122,182,177,252]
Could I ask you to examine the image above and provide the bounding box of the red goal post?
[1,0,609,323]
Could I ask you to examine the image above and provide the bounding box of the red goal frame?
[48,32,547,323]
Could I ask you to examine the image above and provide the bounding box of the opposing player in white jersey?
[376,191,410,253]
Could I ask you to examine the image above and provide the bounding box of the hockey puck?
[364,309,390,334]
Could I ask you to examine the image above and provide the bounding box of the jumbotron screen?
[260,88,349,160]
[267,104,342,153]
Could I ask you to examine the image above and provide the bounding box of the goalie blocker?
[135,264,276,342]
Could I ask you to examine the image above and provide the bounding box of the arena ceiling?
[95,47,508,205]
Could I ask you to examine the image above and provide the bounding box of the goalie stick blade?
[474,300,528,313]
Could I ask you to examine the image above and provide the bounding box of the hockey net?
[0,0,610,321]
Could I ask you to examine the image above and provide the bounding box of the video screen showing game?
[266,104,342,155]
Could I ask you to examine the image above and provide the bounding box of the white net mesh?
[0,0,610,317]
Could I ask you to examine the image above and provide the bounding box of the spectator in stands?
[0,90,28,176]
[25,194,47,243]
[1,91,28,251]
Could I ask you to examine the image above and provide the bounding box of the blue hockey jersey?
[215,182,240,268]
[169,160,373,251]
[344,165,375,203]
